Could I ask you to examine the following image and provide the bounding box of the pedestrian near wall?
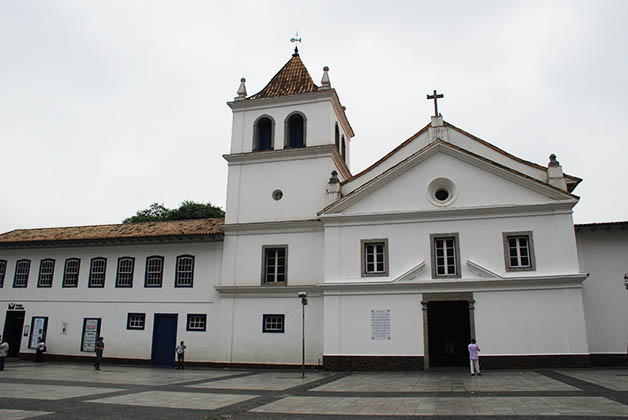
[175,341,186,370]
[94,337,105,370]
[468,339,481,376]
[35,336,45,363]
[0,336,9,371]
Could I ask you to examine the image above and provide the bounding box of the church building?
[1,50,625,370]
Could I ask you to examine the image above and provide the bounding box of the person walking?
[175,341,186,370]
[468,338,481,376]
[0,336,9,371]
[35,336,45,363]
[94,337,105,370]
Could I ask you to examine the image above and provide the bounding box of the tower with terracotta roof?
[224,51,354,224]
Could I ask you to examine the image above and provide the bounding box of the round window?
[427,178,457,207]
[272,189,283,201]
[435,189,449,201]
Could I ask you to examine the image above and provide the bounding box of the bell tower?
[223,51,354,224]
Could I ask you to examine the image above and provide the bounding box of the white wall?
[475,288,589,355]
[323,293,423,356]
[577,228,628,354]
[324,212,581,284]
[0,241,222,360]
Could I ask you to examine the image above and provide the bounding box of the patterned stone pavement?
[0,360,628,419]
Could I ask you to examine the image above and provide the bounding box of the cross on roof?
[427,90,444,117]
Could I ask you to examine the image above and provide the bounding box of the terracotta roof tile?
[0,218,224,245]
[249,54,318,99]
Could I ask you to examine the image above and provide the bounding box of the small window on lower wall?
[262,314,285,333]
[187,314,206,331]
[127,313,146,330]
[503,231,536,272]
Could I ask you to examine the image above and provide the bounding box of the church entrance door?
[427,301,470,367]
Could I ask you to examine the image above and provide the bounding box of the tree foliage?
[123,201,225,223]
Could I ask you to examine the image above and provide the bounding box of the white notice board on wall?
[371,309,391,340]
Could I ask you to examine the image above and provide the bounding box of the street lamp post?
[298,291,308,378]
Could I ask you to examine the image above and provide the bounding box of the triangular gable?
[320,140,577,215]
[342,119,581,194]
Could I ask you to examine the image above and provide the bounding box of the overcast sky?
[1,0,626,233]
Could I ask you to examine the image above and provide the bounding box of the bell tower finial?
[290,30,301,56]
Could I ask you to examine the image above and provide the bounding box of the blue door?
[151,314,177,367]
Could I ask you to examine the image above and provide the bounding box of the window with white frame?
[431,234,461,278]
[116,257,134,287]
[263,314,285,333]
[262,246,287,284]
[0,259,7,288]
[175,255,194,287]
[361,239,388,277]
[503,232,536,272]
[63,258,80,287]
[187,314,206,331]
[13,259,30,287]
[126,313,145,330]
[38,259,55,287]
[145,256,163,287]
[89,257,107,287]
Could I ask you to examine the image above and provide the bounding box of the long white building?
[1,51,626,370]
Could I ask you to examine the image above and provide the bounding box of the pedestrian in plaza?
[175,340,186,370]
[468,338,481,376]
[34,336,45,363]
[94,337,105,370]
[0,336,9,371]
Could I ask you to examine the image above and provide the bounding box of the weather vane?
[290,30,302,56]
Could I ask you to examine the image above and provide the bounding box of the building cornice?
[223,144,351,179]
[223,219,323,235]
[320,273,588,295]
[318,201,577,226]
[214,284,321,297]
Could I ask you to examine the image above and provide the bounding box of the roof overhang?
[0,234,224,249]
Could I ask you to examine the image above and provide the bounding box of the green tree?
[123,201,224,223]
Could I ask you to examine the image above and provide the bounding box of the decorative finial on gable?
[548,153,559,167]
[235,77,247,101]
[290,30,301,56]
[329,170,339,183]
[320,66,331,89]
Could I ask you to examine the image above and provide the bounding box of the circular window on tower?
[427,178,457,207]
[272,189,283,201]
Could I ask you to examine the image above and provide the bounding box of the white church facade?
[1,52,626,370]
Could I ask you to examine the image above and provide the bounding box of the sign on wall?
[29,317,48,349]
[81,318,101,352]
[371,309,391,340]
